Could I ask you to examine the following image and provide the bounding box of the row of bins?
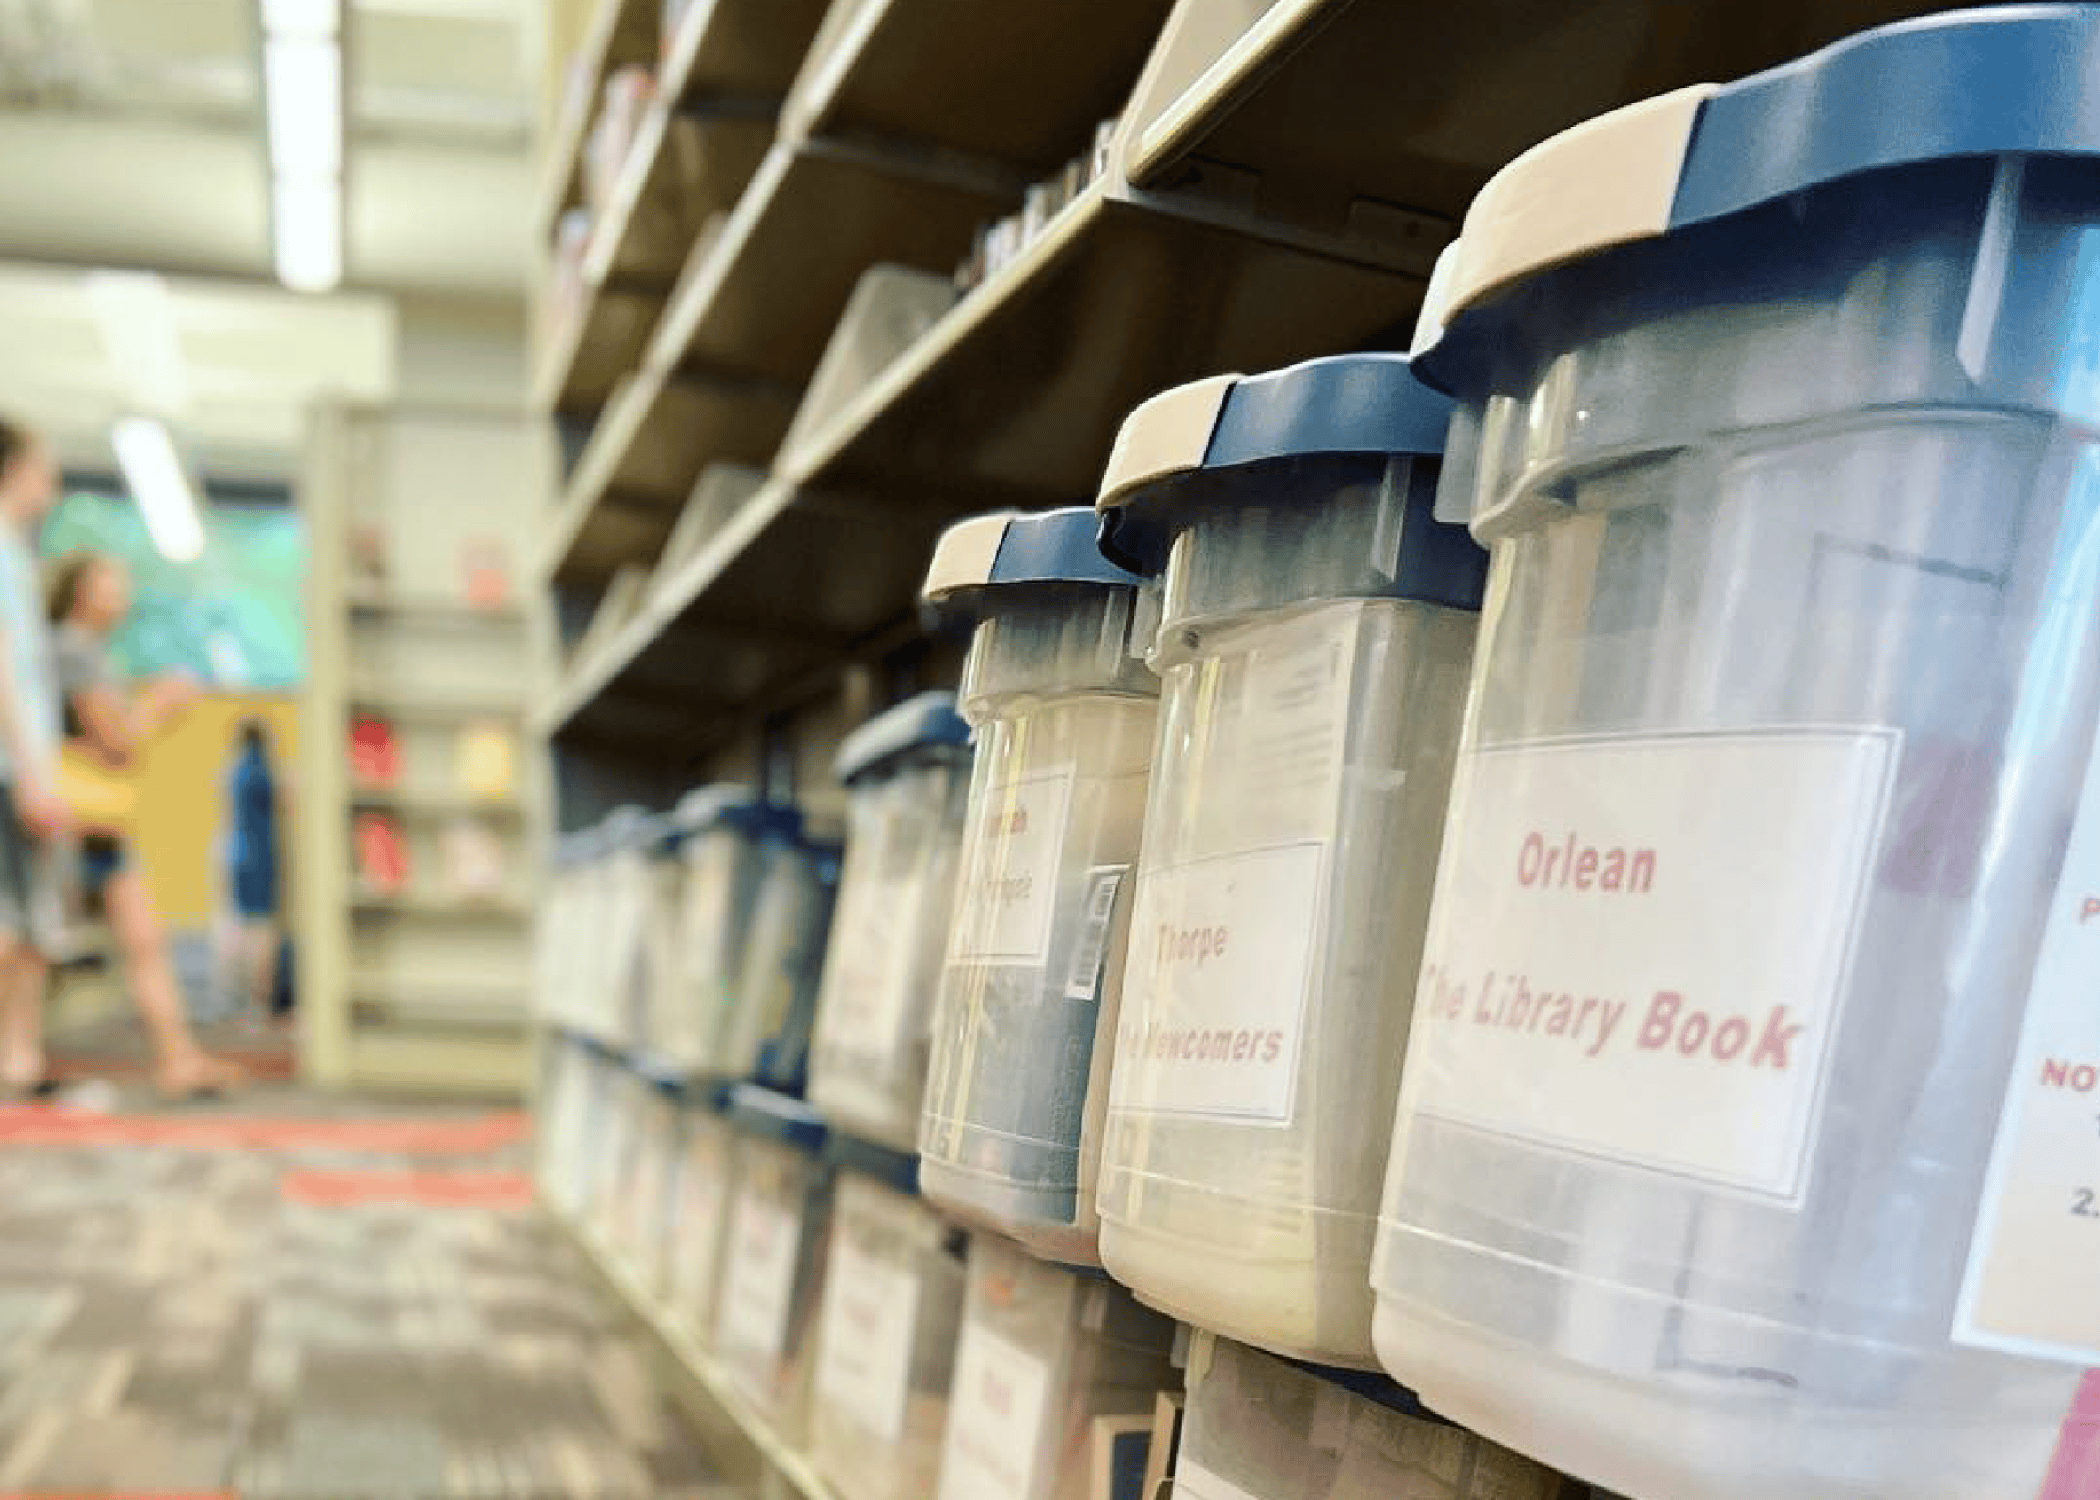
[536,11,2100,1497]
[537,1043,1591,1500]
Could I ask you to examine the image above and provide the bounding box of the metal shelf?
[350,892,532,921]
[582,106,774,294]
[778,174,1435,502]
[533,0,660,236]
[347,788,527,819]
[662,0,831,108]
[1122,0,1956,220]
[783,0,1173,174]
[647,139,1010,389]
[540,362,799,588]
[347,692,526,725]
[347,591,525,626]
[531,278,662,420]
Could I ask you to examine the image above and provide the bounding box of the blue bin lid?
[922,506,1145,614]
[665,784,802,847]
[1415,5,2100,389]
[1094,354,1467,588]
[823,1131,920,1195]
[599,804,658,854]
[726,1083,829,1153]
[834,690,972,786]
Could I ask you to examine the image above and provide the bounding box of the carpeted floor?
[0,1064,730,1499]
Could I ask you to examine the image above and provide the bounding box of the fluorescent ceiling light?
[264,36,341,175]
[261,0,341,36]
[110,418,206,564]
[85,271,189,415]
[274,173,343,293]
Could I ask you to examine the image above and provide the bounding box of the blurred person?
[48,549,241,1097]
[224,718,284,1023]
[0,418,70,1097]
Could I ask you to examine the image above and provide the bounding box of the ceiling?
[0,0,537,296]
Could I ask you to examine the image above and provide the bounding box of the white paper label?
[814,1237,921,1441]
[716,1186,802,1364]
[1958,725,2100,1363]
[1111,842,1324,1123]
[936,1323,1051,1500]
[822,870,923,1058]
[1173,1460,1264,1500]
[1404,729,1897,1200]
[951,765,1075,964]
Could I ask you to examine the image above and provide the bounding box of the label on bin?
[938,1321,1050,1500]
[1110,841,1325,1123]
[671,1136,728,1313]
[820,868,925,1060]
[814,1236,920,1441]
[1402,729,1898,1200]
[949,763,1075,965]
[1958,719,2100,1364]
[716,1187,802,1364]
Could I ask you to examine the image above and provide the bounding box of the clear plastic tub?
[536,1034,594,1213]
[713,1087,835,1441]
[652,788,800,1074]
[622,1073,684,1291]
[592,805,661,1046]
[667,1086,738,1344]
[810,1159,965,1500]
[935,1235,1177,1500]
[917,509,1158,1264]
[1091,354,1486,1366]
[1175,1333,1566,1500]
[723,831,841,1092]
[809,692,972,1149]
[1374,12,2100,1499]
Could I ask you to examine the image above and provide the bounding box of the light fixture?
[273,173,342,293]
[261,0,345,292]
[261,0,340,36]
[109,418,206,564]
[264,36,342,176]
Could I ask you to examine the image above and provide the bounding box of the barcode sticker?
[1063,865,1128,1001]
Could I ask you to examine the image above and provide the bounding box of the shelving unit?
[300,402,554,1097]
[524,0,1974,1494]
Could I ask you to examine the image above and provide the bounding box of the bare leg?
[0,935,43,1089]
[242,919,280,1020]
[101,868,240,1095]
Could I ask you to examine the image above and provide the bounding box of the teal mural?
[40,492,305,689]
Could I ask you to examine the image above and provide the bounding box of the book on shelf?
[439,818,507,899]
[352,813,410,895]
[460,536,512,610]
[349,714,401,789]
[455,722,517,801]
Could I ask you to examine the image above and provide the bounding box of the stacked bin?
[917,508,1157,1266]
[722,827,842,1092]
[656,787,799,1075]
[808,692,972,1149]
[934,1236,1177,1500]
[1174,1334,1562,1500]
[713,1086,836,1440]
[667,1082,738,1344]
[1373,10,2100,1499]
[593,805,662,1046]
[809,1147,966,1500]
[1091,353,1486,1365]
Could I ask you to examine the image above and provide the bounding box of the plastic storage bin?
[808,692,972,1149]
[1373,12,2100,1499]
[935,1235,1177,1500]
[654,787,799,1074]
[1176,1333,1565,1500]
[668,1084,738,1343]
[917,508,1157,1264]
[713,1086,835,1440]
[592,805,661,1046]
[723,830,841,1091]
[810,1154,965,1500]
[1090,353,1485,1366]
[620,1070,684,1290]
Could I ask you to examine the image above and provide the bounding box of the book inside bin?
[712,1089,834,1442]
[657,788,798,1075]
[935,1236,1176,1500]
[1175,1334,1563,1500]
[721,829,842,1093]
[917,508,1158,1266]
[1091,354,1486,1366]
[811,1167,966,1500]
[1372,11,2100,1499]
[807,693,972,1150]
